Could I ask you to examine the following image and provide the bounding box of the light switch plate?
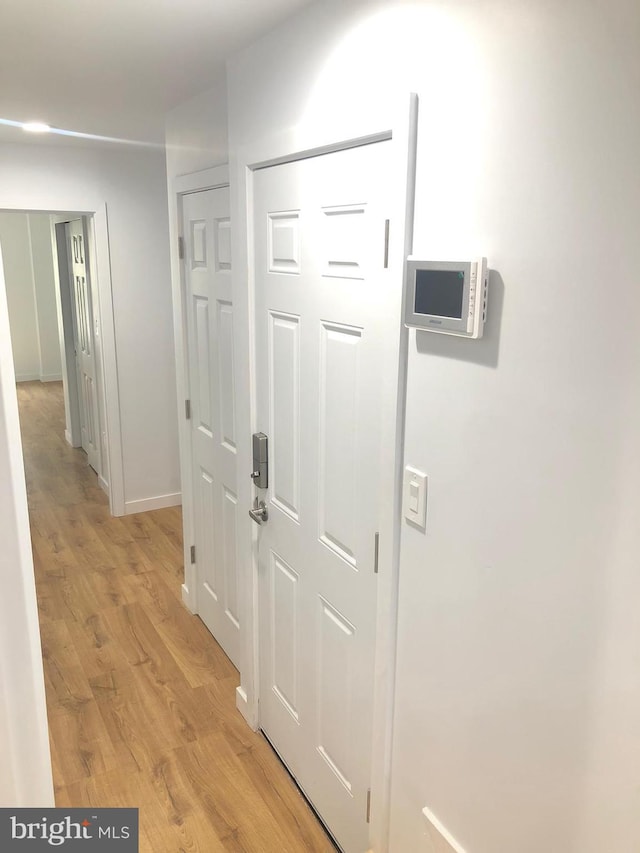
[403,466,427,529]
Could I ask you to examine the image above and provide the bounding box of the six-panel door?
[182,187,240,667]
[254,141,392,853]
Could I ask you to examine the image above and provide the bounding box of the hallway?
[18,381,335,852]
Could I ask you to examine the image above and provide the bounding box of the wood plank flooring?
[18,380,335,852]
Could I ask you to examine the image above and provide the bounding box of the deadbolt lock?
[251,432,268,489]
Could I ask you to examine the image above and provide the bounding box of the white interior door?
[68,218,100,473]
[254,141,392,853]
[182,187,240,667]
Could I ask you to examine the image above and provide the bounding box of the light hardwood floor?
[18,380,335,852]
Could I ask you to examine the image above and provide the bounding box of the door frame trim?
[52,219,82,449]
[0,241,55,806]
[230,94,418,851]
[170,165,230,612]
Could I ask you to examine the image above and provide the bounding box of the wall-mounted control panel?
[403,466,428,530]
[251,432,268,489]
[405,257,488,338]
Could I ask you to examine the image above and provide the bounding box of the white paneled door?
[254,141,392,853]
[68,219,100,474]
[182,187,240,668]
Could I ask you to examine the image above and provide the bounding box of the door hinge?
[374,532,380,574]
[185,399,191,420]
[383,219,390,269]
[178,235,185,260]
[190,545,196,564]
[366,788,372,824]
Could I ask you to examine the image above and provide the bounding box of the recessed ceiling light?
[22,121,51,133]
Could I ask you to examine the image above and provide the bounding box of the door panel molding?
[231,95,419,850]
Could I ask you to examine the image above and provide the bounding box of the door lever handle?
[249,499,268,525]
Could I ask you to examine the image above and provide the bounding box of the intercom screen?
[414,269,464,319]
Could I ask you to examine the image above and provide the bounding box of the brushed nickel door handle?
[249,499,268,525]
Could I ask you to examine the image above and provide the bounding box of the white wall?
[29,214,62,382]
[0,243,54,806]
[226,2,640,851]
[0,141,180,509]
[164,80,229,606]
[0,213,40,381]
[165,79,229,179]
[0,212,63,383]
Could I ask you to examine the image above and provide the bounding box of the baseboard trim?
[65,430,81,449]
[236,686,258,731]
[422,807,466,853]
[98,475,109,496]
[124,492,182,515]
[39,374,63,383]
[15,373,40,382]
[181,583,196,613]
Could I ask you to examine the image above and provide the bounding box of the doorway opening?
[0,210,104,488]
[0,204,124,516]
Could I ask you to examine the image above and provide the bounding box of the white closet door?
[183,187,240,666]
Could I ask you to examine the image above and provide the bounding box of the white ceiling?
[0,0,314,146]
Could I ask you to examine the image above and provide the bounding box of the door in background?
[68,218,100,474]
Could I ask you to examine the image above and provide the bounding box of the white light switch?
[404,466,428,529]
[409,481,420,513]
